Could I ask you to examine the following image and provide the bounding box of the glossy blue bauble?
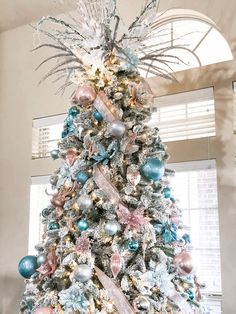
[41,207,51,218]
[76,171,90,185]
[18,255,38,279]
[50,149,60,160]
[93,110,103,121]
[140,158,165,181]
[47,221,60,231]
[68,106,80,117]
[77,220,89,231]
[163,187,172,198]
[128,239,139,252]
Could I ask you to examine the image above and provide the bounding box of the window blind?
[32,114,66,159]
[149,88,215,142]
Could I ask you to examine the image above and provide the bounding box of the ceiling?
[0,0,77,31]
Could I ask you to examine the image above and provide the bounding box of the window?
[140,9,233,77]
[28,176,51,254]
[149,87,215,142]
[32,114,66,159]
[169,159,222,313]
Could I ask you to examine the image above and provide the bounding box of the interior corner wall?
[0,24,68,314]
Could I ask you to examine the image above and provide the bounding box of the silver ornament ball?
[77,195,93,210]
[74,264,92,283]
[104,221,120,236]
[109,120,126,137]
[37,254,47,267]
[135,296,150,312]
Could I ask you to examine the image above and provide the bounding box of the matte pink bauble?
[34,307,54,314]
[73,85,96,105]
[173,251,194,276]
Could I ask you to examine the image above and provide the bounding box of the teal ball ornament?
[76,171,90,185]
[68,106,80,117]
[77,220,89,231]
[50,149,60,160]
[61,129,68,138]
[140,158,165,181]
[93,110,103,121]
[128,239,139,252]
[41,207,51,218]
[163,187,172,199]
[47,221,60,231]
[18,255,38,279]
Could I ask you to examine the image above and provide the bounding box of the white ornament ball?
[74,264,92,283]
[77,195,93,210]
[109,120,126,137]
[104,221,120,236]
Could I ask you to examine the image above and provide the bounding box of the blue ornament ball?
[65,114,74,127]
[77,220,89,231]
[68,106,80,117]
[76,171,90,185]
[93,110,103,121]
[163,187,172,199]
[50,149,60,160]
[128,239,139,252]
[47,221,60,231]
[140,158,165,182]
[18,255,38,279]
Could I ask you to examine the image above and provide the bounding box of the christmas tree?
[19,1,206,313]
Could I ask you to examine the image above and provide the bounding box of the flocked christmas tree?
[19,1,207,313]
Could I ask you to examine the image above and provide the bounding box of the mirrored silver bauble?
[104,221,120,236]
[109,120,126,137]
[77,195,93,210]
[74,264,92,283]
[134,296,150,312]
[37,253,47,267]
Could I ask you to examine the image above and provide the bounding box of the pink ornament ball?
[34,308,54,314]
[73,85,96,105]
[173,251,194,276]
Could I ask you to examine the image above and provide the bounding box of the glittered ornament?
[174,251,194,276]
[111,251,122,279]
[163,187,172,198]
[76,171,90,184]
[134,296,150,312]
[74,264,92,283]
[109,120,126,137]
[68,105,80,117]
[77,220,89,231]
[34,307,54,314]
[104,221,119,236]
[18,255,38,279]
[140,158,165,181]
[73,85,96,105]
[37,253,47,267]
[127,166,141,186]
[77,195,93,210]
[47,221,60,231]
[93,110,103,121]
[128,239,139,252]
[65,150,77,166]
[50,149,60,160]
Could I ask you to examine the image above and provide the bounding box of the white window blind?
[169,159,222,313]
[32,114,66,159]
[149,88,215,142]
[28,176,51,254]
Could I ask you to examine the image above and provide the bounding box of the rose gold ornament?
[127,166,141,186]
[173,251,194,276]
[73,85,96,105]
[65,150,77,166]
[34,307,54,314]
[111,251,122,279]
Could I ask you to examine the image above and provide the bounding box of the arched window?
[141,9,233,77]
